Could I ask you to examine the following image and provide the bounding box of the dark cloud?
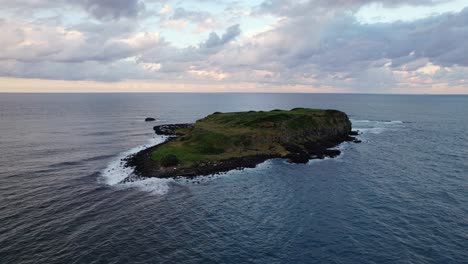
[203,24,241,48]
[0,0,147,20]
[78,0,145,20]
[320,7,468,69]
[226,6,468,76]
[0,60,150,81]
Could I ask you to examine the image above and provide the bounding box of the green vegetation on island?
[127,108,356,178]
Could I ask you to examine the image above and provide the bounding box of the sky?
[0,0,467,93]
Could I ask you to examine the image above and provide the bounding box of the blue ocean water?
[0,93,466,264]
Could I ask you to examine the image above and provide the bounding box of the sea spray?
[351,119,404,134]
[101,136,173,195]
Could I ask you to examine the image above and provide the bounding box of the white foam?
[121,177,173,195]
[358,127,386,134]
[351,119,403,124]
[174,159,276,185]
[351,119,372,123]
[101,135,173,195]
[307,156,333,164]
[306,144,349,165]
[351,119,403,135]
[384,120,403,124]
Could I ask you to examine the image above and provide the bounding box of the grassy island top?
[151,108,350,168]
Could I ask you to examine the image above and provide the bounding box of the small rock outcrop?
[153,124,193,135]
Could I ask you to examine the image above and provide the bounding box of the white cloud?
[141,63,162,72]
[159,4,172,16]
[416,63,441,75]
[188,68,229,80]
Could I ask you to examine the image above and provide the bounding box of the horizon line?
[1,92,467,95]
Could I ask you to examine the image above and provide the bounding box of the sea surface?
[0,93,467,264]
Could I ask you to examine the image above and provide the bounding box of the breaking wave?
[351,119,404,134]
[100,136,174,195]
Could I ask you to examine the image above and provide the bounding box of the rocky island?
[126,108,358,179]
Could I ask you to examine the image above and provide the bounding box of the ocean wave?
[351,119,403,124]
[175,159,276,185]
[100,136,173,195]
[307,156,333,164]
[357,127,387,134]
[351,119,404,134]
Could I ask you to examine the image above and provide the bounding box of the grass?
[151,108,349,167]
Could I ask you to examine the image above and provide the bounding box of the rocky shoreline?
[152,123,193,136]
[125,123,360,180]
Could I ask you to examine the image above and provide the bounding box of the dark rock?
[145,117,156,122]
[353,139,362,143]
[324,149,341,158]
[303,141,326,155]
[283,143,307,154]
[153,123,193,135]
[286,153,310,163]
[349,130,359,136]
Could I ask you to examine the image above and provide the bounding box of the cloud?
[0,19,161,63]
[0,0,466,93]
[136,24,242,71]
[0,0,147,20]
[206,6,468,90]
[203,24,241,48]
[258,0,454,16]
[78,0,145,20]
[0,59,148,82]
[171,7,211,22]
[159,6,219,31]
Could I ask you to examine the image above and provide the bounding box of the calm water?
[0,93,467,264]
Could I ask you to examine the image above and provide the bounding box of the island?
[126,108,358,179]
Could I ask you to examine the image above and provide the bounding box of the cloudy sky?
[0,0,467,93]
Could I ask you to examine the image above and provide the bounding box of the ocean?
[0,93,466,264]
